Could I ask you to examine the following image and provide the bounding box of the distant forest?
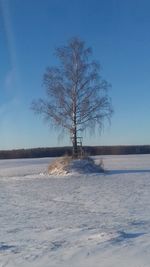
[0,145,150,159]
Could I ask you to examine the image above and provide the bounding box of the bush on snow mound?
[48,156,104,175]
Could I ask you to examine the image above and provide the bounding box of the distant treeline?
[0,145,150,159]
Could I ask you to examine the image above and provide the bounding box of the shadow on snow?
[112,231,146,244]
[108,169,150,175]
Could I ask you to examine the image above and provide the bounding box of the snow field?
[0,155,150,266]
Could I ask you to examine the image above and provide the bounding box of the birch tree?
[32,37,113,158]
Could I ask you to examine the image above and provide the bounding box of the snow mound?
[48,156,104,175]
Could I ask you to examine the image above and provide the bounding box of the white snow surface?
[0,154,150,266]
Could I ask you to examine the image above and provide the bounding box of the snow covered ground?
[0,154,150,267]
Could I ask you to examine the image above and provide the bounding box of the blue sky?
[0,0,150,149]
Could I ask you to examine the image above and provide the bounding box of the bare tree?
[32,37,113,158]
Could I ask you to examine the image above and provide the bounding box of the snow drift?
[48,156,104,175]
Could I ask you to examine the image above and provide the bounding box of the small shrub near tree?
[48,155,104,175]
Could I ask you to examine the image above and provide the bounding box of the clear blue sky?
[0,0,150,149]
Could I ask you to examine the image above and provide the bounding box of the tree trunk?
[72,102,78,158]
[72,87,78,158]
[72,127,78,158]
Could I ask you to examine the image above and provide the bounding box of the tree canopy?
[32,37,113,157]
